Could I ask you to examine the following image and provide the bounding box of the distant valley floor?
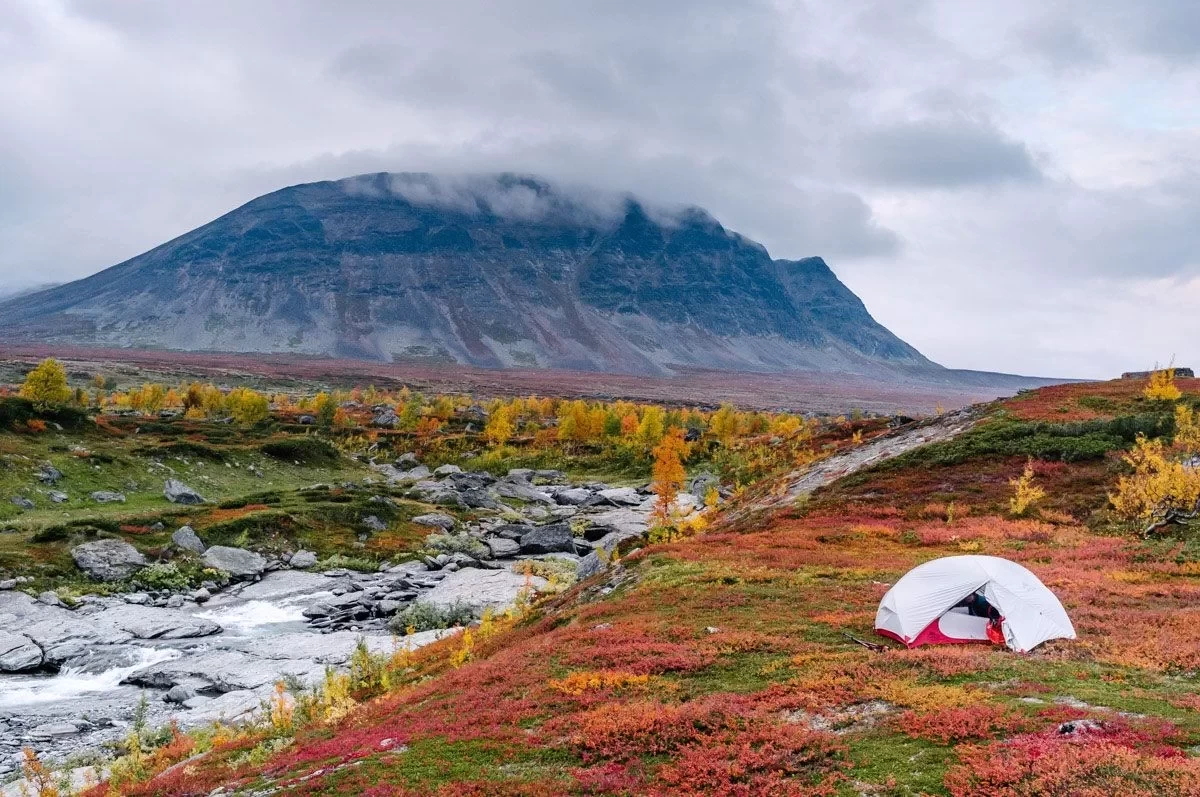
[0,344,1068,415]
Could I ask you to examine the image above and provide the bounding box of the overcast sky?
[2,0,1198,379]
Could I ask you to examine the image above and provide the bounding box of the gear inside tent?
[874,555,1075,653]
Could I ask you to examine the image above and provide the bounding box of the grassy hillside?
[13,375,1200,795]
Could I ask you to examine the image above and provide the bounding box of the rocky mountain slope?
[0,173,935,376]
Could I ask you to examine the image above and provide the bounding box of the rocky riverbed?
[0,461,711,776]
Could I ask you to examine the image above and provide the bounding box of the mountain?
[0,173,936,376]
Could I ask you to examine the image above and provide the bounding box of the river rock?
[554,487,593,506]
[71,539,147,581]
[289,550,318,569]
[484,537,521,558]
[172,525,206,554]
[494,481,554,504]
[422,568,548,614]
[0,631,43,671]
[689,472,720,500]
[519,523,575,554]
[94,605,221,639]
[203,546,267,578]
[598,487,642,506]
[575,551,603,580]
[164,479,207,505]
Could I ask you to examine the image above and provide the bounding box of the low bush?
[131,561,220,592]
[881,413,1172,470]
[423,533,489,559]
[260,438,340,466]
[390,600,475,633]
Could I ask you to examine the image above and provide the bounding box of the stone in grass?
[164,479,207,505]
[91,491,126,504]
[412,513,457,531]
[172,525,207,554]
[72,539,147,581]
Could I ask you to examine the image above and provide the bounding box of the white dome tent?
[875,555,1075,653]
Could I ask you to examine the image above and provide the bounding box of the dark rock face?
[0,173,934,377]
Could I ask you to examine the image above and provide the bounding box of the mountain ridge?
[0,172,933,377]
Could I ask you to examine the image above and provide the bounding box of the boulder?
[371,409,400,428]
[422,568,548,614]
[90,491,126,504]
[494,481,554,504]
[289,550,318,569]
[203,546,267,579]
[396,465,432,483]
[434,464,463,476]
[484,537,521,558]
[298,414,316,425]
[554,487,593,506]
[48,491,69,504]
[575,551,605,581]
[535,469,568,483]
[71,539,147,581]
[164,479,207,505]
[689,472,720,500]
[172,525,207,554]
[362,515,388,532]
[491,523,534,540]
[412,513,456,531]
[460,489,501,509]
[37,464,63,485]
[10,496,34,510]
[506,468,534,482]
[519,524,575,555]
[598,487,642,506]
[0,631,43,671]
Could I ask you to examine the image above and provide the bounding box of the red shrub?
[945,722,1200,797]
[648,722,848,796]
[894,705,1036,744]
[551,699,731,760]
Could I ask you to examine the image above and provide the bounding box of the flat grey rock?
[422,568,547,614]
[412,513,456,531]
[0,631,43,671]
[94,605,221,640]
[203,546,267,578]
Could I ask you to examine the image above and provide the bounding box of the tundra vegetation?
[6,362,1200,795]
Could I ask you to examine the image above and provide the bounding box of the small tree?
[484,405,514,446]
[651,428,689,523]
[1110,435,1200,533]
[226,387,269,426]
[20,358,72,407]
[1145,367,1182,402]
[637,406,666,449]
[1009,459,1046,516]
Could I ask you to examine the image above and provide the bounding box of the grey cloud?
[848,118,1043,188]
[2,0,1199,376]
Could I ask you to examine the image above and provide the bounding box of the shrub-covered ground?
[73,376,1200,796]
